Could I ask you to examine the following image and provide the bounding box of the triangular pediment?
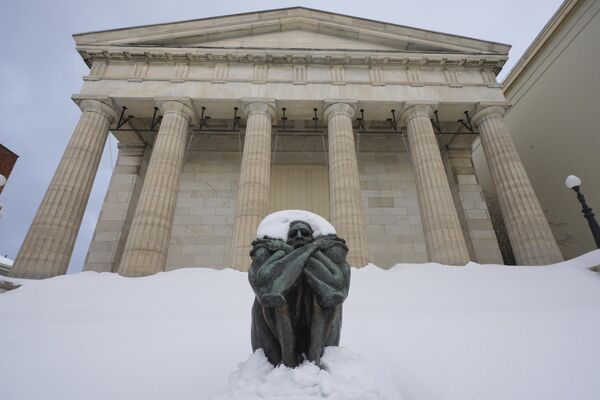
[74,7,510,56]
[151,29,402,52]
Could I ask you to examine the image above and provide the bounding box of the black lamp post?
[0,173,5,218]
[565,175,600,248]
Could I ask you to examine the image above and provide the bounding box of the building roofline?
[72,6,510,51]
[0,144,19,159]
[502,0,581,92]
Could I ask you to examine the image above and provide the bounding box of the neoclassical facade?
[10,8,563,279]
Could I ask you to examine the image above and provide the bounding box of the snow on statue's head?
[256,210,336,240]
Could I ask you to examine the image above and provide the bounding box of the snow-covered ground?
[2,252,600,400]
[0,255,14,276]
[0,255,14,267]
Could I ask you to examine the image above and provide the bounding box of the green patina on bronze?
[248,220,351,368]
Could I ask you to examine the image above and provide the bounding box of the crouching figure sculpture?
[249,220,351,367]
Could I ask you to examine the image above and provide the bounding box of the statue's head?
[287,220,314,248]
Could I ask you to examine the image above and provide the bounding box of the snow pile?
[256,210,336,240]
[1,251,600,399]
[0,254,14,266]
[215,347,398,400]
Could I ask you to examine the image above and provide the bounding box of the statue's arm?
[249,240,320,306]
[248,247,286,291]
[304,245,351,308]
[307,250,344,288]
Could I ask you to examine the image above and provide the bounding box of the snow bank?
[256,210,336,240]
[1,252,600,400]
[215,347,398,400]
[0,255,14,266]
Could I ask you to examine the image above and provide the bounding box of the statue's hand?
[255,236,294,254]
[313,234,346,251]
[268,239,294,253]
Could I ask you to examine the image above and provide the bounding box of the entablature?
[82,57,502,89]
[77,45,507,74]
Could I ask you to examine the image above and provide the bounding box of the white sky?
[0,0,563,272]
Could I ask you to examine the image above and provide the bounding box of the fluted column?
[472,105,563,265]
[230,101,275,271]
[83,144,149,273]
[401,104,470,265]
[11,99,117,279]
[117,100,193,277]
[324,103,369,267]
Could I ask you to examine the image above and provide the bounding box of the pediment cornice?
[77,45,507,73]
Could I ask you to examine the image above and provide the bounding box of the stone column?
[117,100,193,277]
[230,101,275,271]
[11,98,117,279]
[472,105,563,265]
[400,104,470,265]
[83,144,149,273]
[324,102,369,267]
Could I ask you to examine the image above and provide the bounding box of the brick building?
[0,144,18,196]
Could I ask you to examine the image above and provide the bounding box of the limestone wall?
[442,148,503,264]
[359,152,427,267]
[87,130,501,271]
[166,151,240,270]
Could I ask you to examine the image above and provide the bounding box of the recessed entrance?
[270,164,329,219]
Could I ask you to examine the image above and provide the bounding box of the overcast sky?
[0,0,563,273]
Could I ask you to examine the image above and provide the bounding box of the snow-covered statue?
[248,210,351,368]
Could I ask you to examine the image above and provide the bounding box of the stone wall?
[165,151,240,270]
[359,151,427,267]
[442,147,503,264]
[86,130,502,271]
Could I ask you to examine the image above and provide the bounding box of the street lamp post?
[565,175,600,249]
[0,173,5,218]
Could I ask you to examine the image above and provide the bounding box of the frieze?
[77,46,506,73]
[83,59,500,88]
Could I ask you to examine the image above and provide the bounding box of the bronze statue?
[249,220,351,367]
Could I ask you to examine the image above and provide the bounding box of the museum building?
[10,7,564,279]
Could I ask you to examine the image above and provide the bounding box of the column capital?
[242,99,276,120]
[399,102,438,123]
[71,95,118,123]
[323,102,356,122]
[471,102,510,127]
[155,98,195,123]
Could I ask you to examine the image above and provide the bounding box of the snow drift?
[1,251,600,400]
